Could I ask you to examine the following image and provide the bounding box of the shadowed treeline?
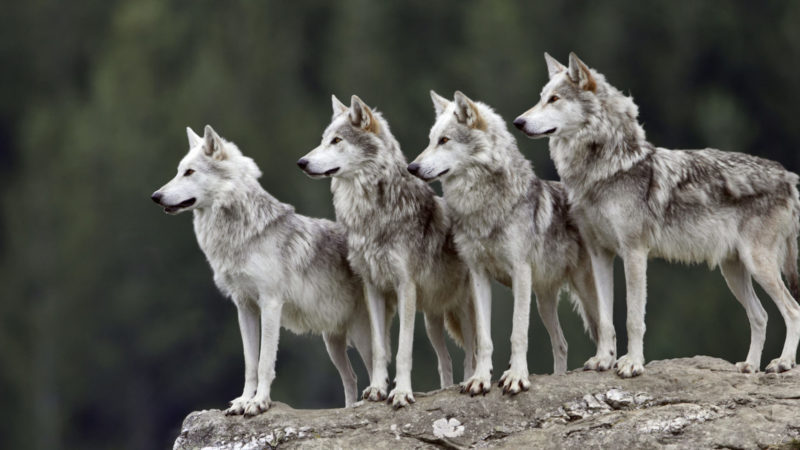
[1,1,799,448]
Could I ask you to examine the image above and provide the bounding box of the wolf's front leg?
[461,268,493,396]
[617,248,647,378]
[581,246,617,371]
[362,282,390,402]
[388,279,417,408]
[499,264,532,395]
[243,296,283,417]
[225,299,260,415]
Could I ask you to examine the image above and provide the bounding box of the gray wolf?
[298,95,476,408]
[151,125,373,415]
[408,90,617,395]
[515,52,800,376]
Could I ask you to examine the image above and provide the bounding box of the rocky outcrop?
[173,356,800,449]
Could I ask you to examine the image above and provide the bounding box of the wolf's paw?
[242,397,270,417]
[765,357,795,373]
[615,354,645,378]
[224,396,250,416]
[735,361,759,374]
[498,368,531,395]
[387,388,415,409]
[584,354,616,372]
[460,373,492,396]
[362,384,388,402]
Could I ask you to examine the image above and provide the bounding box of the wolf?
[407,90,616,395]
[297,95,476,408]
[151,125,373,416]
[514,52,800,376]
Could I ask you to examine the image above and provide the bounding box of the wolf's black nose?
[407,162,420,175]
[512,117,526,130]
[297,158,309,170]
[151,192,163,204]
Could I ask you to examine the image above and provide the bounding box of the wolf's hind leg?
[720,258,767,373]
[535,288,568,374]
[323,332,358,407]
[456,302,477,381]
[424,313,454,388]
[745,248,800,373]
[349,314,373,382]
[225,298,260,416]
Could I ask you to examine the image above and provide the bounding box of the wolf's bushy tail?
[784,185,800,300]
[566,287,598,343]
[783,234,799,300]
[444,310,465,348]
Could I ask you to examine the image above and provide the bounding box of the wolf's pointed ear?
[186,127,202,148]
[430,90,450,117]
[453,91,486,130]
[544,52,567,79]
[568,52,597,92]
[349,95,380,134]
[331,94,348,118]
[203,125,226,160]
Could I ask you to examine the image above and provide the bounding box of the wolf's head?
[298,95,398,179]
[408,90,501,182]
[151,125,262,214]
[513,52,609,139]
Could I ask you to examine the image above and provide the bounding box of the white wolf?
[408,90,616,395]
[298,95,476,408]
[515,52,800,376]
[151,125,373,415]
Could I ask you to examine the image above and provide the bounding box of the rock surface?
[174,356,800,449]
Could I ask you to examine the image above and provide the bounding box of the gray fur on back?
[547,67,800,267]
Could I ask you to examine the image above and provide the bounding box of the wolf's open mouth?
[532,127,557,137]
[419,168,450,182]
[303,167,340,178]
[164,198,196,213]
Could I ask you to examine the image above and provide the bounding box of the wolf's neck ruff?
[549,89,651,202]
[193,182,292,264]
[329,125,437,236]
[443,153,534,239]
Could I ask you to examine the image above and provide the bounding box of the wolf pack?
[152,53,800,416]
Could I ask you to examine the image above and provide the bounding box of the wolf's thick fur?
[409,91,618,395]
[299,95,476,408]
[515,53,800,376]
[152,126,372,416]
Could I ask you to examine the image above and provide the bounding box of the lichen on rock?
[173,356,800,449]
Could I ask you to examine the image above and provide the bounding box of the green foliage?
[1,1,799,448]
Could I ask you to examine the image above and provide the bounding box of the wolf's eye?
[330,137,342,145]
[548,95,560,104]
[184,169,195,176]
[438,137,450,145]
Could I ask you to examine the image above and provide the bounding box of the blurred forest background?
[2,1,800,448]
